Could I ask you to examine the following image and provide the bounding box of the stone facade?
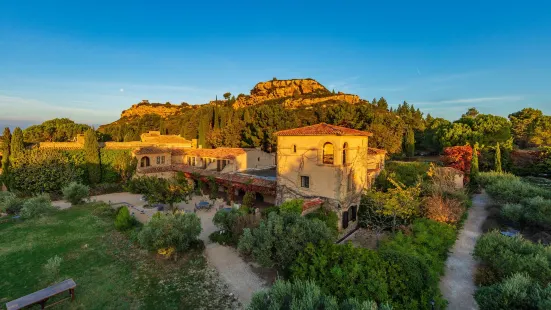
[274,123,385,230]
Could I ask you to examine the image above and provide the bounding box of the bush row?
[291,219,456,309]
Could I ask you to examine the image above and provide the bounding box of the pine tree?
[405,128,415,157]
[10,127,24,159]
[84,129,101,184]
[1,127,11,188]
[495,142,502,173]
[470,143,479,177]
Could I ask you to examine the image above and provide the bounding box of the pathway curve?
[439,191,490,310]
[54,192,267,307]
[200,208,268,307]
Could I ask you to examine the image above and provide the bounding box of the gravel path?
[200,207,268,307]
[54,192,267,307]
[439,191,490,310]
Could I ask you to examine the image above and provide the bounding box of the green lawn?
[0,205,236,309]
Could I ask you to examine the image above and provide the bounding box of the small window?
[300,176,310,188]
[292,145,297,153]
[323,142,334,164]
[258,157,260,162]
[161,156,165,164]
[347,171,354,192]
[156,156,161,164]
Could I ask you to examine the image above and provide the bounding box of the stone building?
[274,123,385,230]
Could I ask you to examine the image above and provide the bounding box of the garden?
[197,160,470,309]
[473,172,551,309]
[0,195,237,309]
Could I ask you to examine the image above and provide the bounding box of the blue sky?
[1,1,550,128]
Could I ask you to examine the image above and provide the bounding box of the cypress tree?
[159,119,165,135]
[405,128,415,157]
[495,142,502,173]
[1,127,11,188]
[84,129,101,184]
[10,127,24,159]
[471,143,479,177]
[198,119,206,148]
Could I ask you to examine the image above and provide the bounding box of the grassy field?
[0,204,236,309]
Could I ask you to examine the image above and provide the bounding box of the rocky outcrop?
[233,79,360,109]
[121,103,183,119]
[283,94,360,108]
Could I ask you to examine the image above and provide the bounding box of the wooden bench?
[5,279,76,310]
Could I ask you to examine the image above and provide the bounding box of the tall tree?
[495,142,502,173]
[1,127,11,188]
[405,128,415,157]
[471,143,480,177]
[84,129,101,184]
[10,127,24,159]
[463,107,480,119]
[223,92,231,100]
[509,108,543,148]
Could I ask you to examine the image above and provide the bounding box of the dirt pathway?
[199,208,268,307]
[54,193,268,307]
[439,191,490,310]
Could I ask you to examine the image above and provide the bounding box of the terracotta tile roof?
[368,148,387,155]
[302,198,324,211]
[133,147,188,155]
[275,123,372,137]
[186,148,246,159]
[169,164,277,189]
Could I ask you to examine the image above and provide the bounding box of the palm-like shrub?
[62,182,90,205]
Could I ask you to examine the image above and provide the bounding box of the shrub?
[379,218,457,280]
[474,265,500,287]
[242,191,256,209]
[43,255,63,283]
[248,279,390,310]
[422,194,465,224]
[209,230,233,245]
[0,192,23,215]
[375,161,429,191]
[20,194,56,219]
[292,243,389,303]
[138,212,201,253]
[62,182,90,205]
[500,203,523,224]
[477,172,551,204]
[523,196,551,231]
[279,199,303,214]
[114,207,135,231]
[10,149,81,194]
[475,273,551,310]
[212,208,260,244]
[91,202,117,217]
[305,208,339,234]
[473,231,551,285]
[238,212,333,270]
[291,241,444,309]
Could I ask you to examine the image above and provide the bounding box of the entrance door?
[342,211,349,229]
[351,206,357,222]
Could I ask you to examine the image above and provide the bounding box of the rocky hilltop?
[233,78,359,108]
[121,101,184,119]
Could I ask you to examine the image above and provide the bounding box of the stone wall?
[121,103,182,119]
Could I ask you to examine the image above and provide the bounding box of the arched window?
[323,142,334,164]
[342,142,348,165]
[292,145,297,153]
[140,156,150,167]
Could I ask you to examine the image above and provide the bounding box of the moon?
[120,88,124,92]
